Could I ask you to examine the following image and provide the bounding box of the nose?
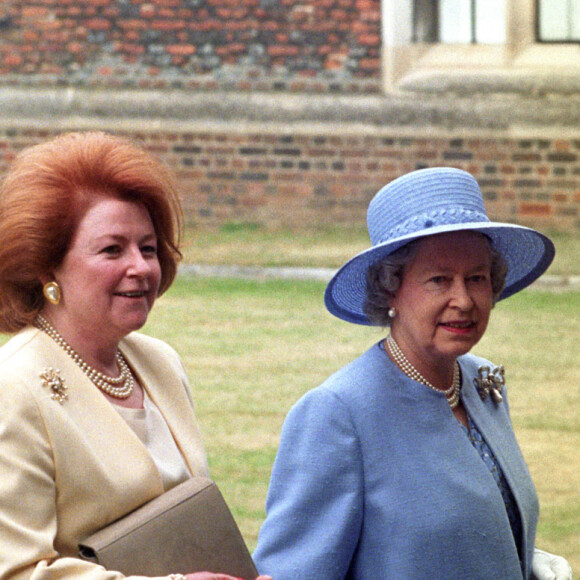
[449,278,474,310]
[127,247,152,277]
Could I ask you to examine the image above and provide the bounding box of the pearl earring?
[43,281,61,305]
[388,307,396,318]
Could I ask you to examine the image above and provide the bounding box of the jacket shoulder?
[121,332,181,363]
[0,327,42,365]
[317,343,389,396]
[0,328,58,388]
[459,352,501,378]
[290,343,388,418]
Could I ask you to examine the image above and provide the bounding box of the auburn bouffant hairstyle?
[0,131,183,333]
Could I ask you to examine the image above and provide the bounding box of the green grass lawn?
[181,222,580,276]
[145,276,580,569]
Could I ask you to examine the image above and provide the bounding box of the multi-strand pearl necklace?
[385,334,461,409]
[36,315,134,399]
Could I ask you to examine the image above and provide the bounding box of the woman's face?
[49,197,161,347]
[389,231,494,373]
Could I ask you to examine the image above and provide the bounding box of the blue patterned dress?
[461,415,524,570]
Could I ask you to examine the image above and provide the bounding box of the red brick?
[356,0,379,9]
[118,18,147,29]
[188,20,219,32]
[324,53,347,70]
[3,53,24,67]
[260,21,280,31]
[166,44,196,56]
[22,6,50,17]
[139,4,156,17]
[223,20,254,31]
[124,30,141,41]
[358,33,380,46]
[67,41,84,54]
[519,203,552,216]
[85,18,111,30]
[267,45,300,57]
[152,0,181,6]
[158,8,177,18]
[21,30,40,42]
[361,9,381,22]
[329,9,349,22]
[215,43,245,55]
[358,57,380,70]
[151,20,186,31]
[125,43,147,55]
[103,7,120,17]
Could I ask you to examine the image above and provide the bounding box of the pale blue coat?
[254,343,538,580]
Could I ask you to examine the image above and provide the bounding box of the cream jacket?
[0,327,210,579]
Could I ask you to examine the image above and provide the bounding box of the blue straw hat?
[325,167,555,325]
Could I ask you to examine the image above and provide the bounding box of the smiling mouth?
[115,291,148,298]
[440,321,476,330]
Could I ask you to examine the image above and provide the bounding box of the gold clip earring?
[43,281,61,305]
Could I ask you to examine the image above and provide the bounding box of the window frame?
[381,0,580,92]
[536,0,580,43]
[413,0,505,45]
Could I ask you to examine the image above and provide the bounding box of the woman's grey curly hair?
[363,236,508,327]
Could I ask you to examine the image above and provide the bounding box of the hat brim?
[324,222,555,326]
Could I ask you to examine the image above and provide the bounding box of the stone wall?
[1,88,578,232]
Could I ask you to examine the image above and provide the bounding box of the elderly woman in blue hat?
[253,168,572,580]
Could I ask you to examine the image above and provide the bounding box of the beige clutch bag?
[78,477,259,580]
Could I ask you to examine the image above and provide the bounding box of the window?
[381,0,580,93]
[413,0,506,44]
[537,0,580,41]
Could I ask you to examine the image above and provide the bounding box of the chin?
[441,338,476,358]
[454,340,480,358]
[119,314,149,335]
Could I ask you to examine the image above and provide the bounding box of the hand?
[184,574,240,580]
[532,548,573,580]
[184,573,273,580]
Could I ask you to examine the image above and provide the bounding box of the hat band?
[371,208,489,245]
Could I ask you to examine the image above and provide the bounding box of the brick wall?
[2,126,578,231]
[0,0,381,93]
[1,2,578,231]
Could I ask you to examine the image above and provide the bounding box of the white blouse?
[114,391,191,491]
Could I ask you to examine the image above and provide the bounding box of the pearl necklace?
[385,334,461,409]
[36,315,134,399]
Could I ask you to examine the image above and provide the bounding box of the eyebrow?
[94,231,157,242]
[419,262,491,275]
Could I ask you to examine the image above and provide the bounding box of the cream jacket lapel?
[0,326,209,577]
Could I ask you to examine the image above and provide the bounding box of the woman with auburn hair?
[0,132,269,580]
[0,131,181,333]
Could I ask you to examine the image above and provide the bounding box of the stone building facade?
[0,0,579,231]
